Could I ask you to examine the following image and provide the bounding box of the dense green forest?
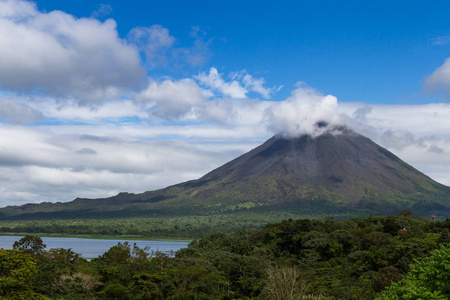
[0,212,340,239]
[2,211,450,299]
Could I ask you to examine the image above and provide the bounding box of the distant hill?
[1,127,450,220]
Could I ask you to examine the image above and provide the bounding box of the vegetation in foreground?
[2,211,450,299]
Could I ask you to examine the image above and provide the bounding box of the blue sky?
[34,0,450,104]
[0,0,450,206]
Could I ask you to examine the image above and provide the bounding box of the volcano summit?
[1,127,449,220]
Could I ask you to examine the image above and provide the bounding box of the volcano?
[1,127,450,219]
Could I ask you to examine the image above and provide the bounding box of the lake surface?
[0,236,190,258]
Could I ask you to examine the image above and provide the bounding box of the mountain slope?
[1,128,449,219]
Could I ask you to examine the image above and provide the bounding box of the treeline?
[2,211,450,299]
[0,213,299,238]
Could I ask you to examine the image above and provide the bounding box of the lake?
[0,236,190,258]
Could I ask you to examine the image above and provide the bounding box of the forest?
[2,211,450,299]
[0,212,316,239]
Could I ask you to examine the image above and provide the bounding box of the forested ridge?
[2,211,450,299]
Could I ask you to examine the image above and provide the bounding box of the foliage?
[0,213,293,239]
[377,244,450,299]
[13,235,46,255]
[0,249,48,299]
[4,213,450,299]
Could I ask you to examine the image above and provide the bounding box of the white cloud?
[336,102,450,186]
[0,98,43,124]
[195,67,248,98]
[195,68,278,99]
[265,85,339,137]
[132,73,274,124]
[127,25,175,68]
[0,0,146,102]
[380,130,418,151]
[424,57,450,100]
[230,70,278,99]
[33,98,146,122]
[197,98,268,125]
[429,144,444,154]
[0,123,259,204]
[0,0,35,19]
[128,25,212,70]
[135,78,207,121]
[91,4,113,19]
[242,74,272,98]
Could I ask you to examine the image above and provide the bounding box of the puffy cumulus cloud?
[195,67,248,98]
[132,71,275,124]
[0,0,146,102]
[0,0,35,18]
[424,58,450,100]
[0,98,43,124]
[135,78,207,121]
[265,85,339,138]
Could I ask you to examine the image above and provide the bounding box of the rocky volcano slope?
[1,128,449,219]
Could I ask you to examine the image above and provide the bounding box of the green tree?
[0,249,47,299]
[437,228,450,245]
[13,235,46,255]
[33,247,83,296]
[377,244,450,299]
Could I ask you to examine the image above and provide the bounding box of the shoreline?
[0,233,192,242]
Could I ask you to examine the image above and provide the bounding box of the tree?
[13,235,46,255]
[377,244,450,299]
[261,265,327,300]
[262,265,305,300]
[0,249,48,299]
